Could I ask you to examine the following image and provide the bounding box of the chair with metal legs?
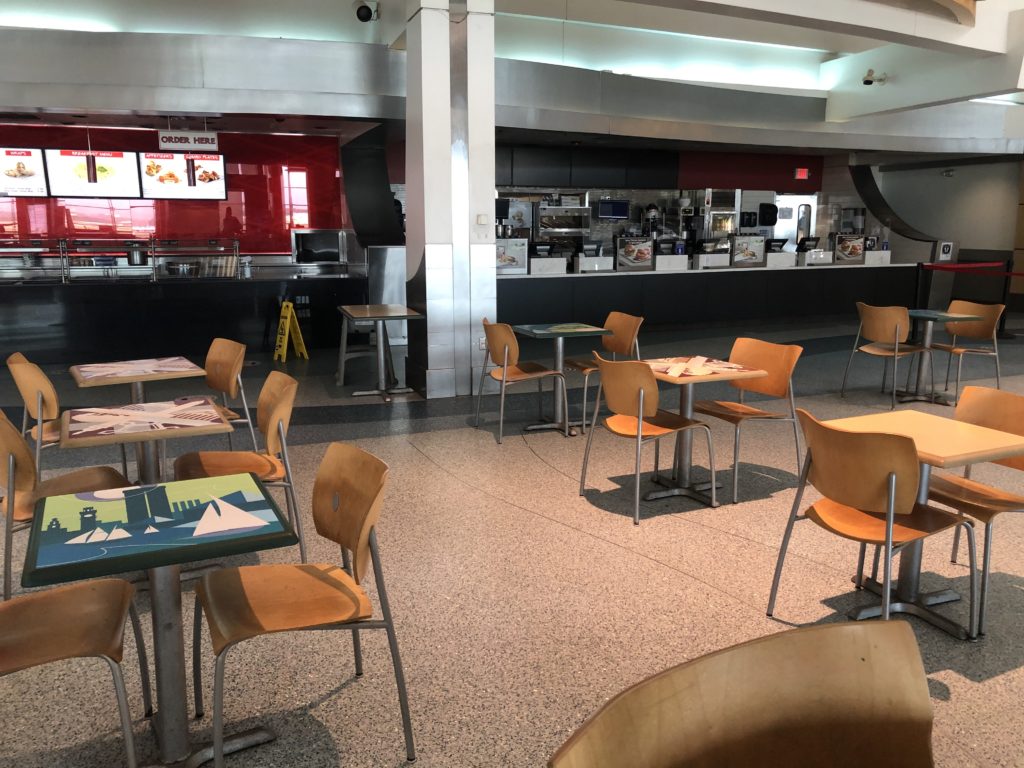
[192,441,416,767]
[694,337,802,504]
[0,579,149,768]
[474,318,568,444]
[202,338,258,451]
[580,354,716,525]
[767,409,978,638]
[926,386,1024,635]
[173,370,306,562]
[931,300,1004,405]
[840,303,925,410]
[563,312,644,433]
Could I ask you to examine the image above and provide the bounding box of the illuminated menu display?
[140,152,227,200]
[0,148,48,197]
[44,149,142,198]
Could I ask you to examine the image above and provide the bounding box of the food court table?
[337,304,425,402]
[70,356,206,404]
[644,356,767,508]
[512,323,613,434]
[826,409,1024,639]
[899,309,981,405]
[22,472,298,766]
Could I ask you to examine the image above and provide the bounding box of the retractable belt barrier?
[923,261,1024,277]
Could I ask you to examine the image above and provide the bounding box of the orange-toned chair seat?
[928,471,1022,525]
[9,466,128,523]
[691,399,788,425]
[603,411,705,439]
[806,497,962,546]
[174,451,285,483]
[858,341,923,357]
[488,361,557,383]
[28,419,61,446]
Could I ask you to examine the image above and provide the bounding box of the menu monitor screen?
[140,152,227,200]
[796,237,820,252]
[0,148,48,197]
[597,200,630,219]
[765,238,788,253]
[44,149,141,198]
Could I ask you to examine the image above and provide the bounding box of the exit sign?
[794,167,810,180]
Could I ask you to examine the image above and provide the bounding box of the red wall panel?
[678,151,824,194]
[0,125,344,252]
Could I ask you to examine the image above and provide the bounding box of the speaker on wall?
[758,203,779,227]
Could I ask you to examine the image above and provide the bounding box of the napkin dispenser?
[574,242,614,273]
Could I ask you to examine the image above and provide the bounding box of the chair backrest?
[797,409,919,515]
[547,621,934,768]
[204,338,246,398]
[311,442,389,584]
[728,337,803,398]
[255,371,298,455]
[956,386,1024,472]
[945,300,1004,341]
[601,312,644,357]
[0,411,38,496]
[857,302,911,344]
[482,318,520,367]
[596,355,658,418]
[6,355,59,421]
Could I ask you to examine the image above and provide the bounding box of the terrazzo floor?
[2,316,1024,766]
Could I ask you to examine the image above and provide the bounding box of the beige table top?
[645,356,768,386]
[70,356,205,387]
[339,304,424,321]
[826,410,1024,469]
[61,396,231,449]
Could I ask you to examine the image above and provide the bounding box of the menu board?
[0,148,48,197]
[140,152,227,200]
[44,149,141,198]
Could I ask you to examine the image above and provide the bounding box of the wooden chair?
[173,370,306,562]
[548,621,934,768]
[203,338,257,451]
[932,300,1004,404]
[694,337,803,503]
[840,302,924,410]
[928,386,1024,634]
[580,355,716,524]
[474,318,568,444]
[6,353,62,478]
[768,409,977,637]
[563,311,644,433]
[0,579,146,768]
[192,442,415,767]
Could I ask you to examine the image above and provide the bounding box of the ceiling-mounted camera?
[862,69,887,86]
[354,1,377,22]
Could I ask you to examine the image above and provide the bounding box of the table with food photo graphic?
[835,235,866,264]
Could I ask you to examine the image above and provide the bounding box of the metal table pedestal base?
[851,576,968,640]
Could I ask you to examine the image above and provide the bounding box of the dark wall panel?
[512,147,572,187]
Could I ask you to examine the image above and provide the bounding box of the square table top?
[70,356,205,387]
[908,309,982,324]
[825,410,1024,469]
[61,396,231,449]
[513,323,613,339]
[22,472,298,588]
[645,356,768,386]
[339,304,424,321]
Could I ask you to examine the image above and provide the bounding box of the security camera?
[862,69,887,86]
[354,1,376,22]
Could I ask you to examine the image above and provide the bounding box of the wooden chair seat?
[13,465,129,523]
[0,579,133,676]
[858,341,923,357]
[563,357,597,375]
[604,411,706,439]
[28,419,61,446]
[930,341,994,356]
[198,563,372,656]
[928,471,1022,525]
[693,399,788,425]
[174,451,285,483]
[806,497,961,546]
[488,361,559,383]
[212,403,242,422]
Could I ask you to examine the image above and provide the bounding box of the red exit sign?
[794,167,810,180]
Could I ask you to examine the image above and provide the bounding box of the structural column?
[405,0,496,398]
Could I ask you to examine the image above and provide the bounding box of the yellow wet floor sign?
[273,300,309,362]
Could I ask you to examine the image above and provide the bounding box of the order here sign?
[157,131,219,151]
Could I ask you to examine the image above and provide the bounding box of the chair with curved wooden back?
[192,442,415,767]
[563,312,644,433]
[474,318,568,444]
[6,353,61,477]
[840,303,924,410]
[173,370,306,561]
[580,355,716,524]
[694,337,803,503]
[932,300,1004,404]
[203,338,257,451]
[768,409,977,636]
[548,621,934,768]
[928,386,1024,634]
[1,579,146,768]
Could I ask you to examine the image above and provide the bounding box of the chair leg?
[474,366,487,428]
[579,393,600,496]
[128,602,153,718]
[341,548,364,675]
[703,426,717,508]
[193,593,205,718]
[979,520,995,635]
[3,505,14,602]
[890,356,899,410]
[557,376,569,438]
[954,354,964,405]
[731,424,741,505]
[120,444,129,480]
[213,650,229,768]
[104,657,139,768]
[881,539,893,620]
[951,521,961,563]
[237,375,258,452]
[880,358,888,393]
[633,428,643,526]
[995,349,1002,389]
[871,545,881,582]
[959,521,980,639]
[840,349,857,398]
[497,378,506,445]
[855,542,867,588]
[767,455,810,617]
[285,482,306,564]
[580,371,591,435]
[944,350,953,391]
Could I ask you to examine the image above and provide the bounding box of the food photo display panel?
[616,237,654,272]
[0,148,48,197]
[731,235,766,268]
[835,234,866,264]
[140,152,227,200]
[44,149,142,198]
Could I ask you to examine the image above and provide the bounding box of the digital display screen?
[44,149,142,198]
[0,148,48,197]
[139,152,227,200]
